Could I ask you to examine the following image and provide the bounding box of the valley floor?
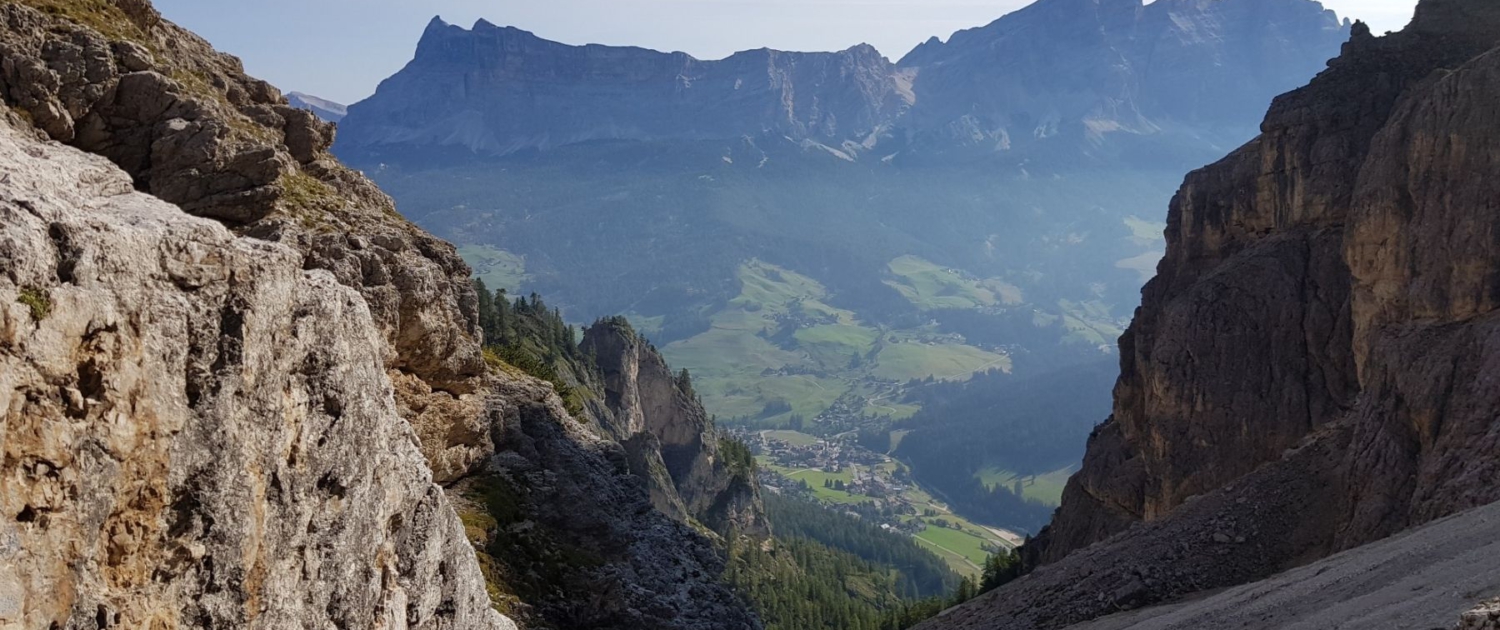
[750,429,1022,576]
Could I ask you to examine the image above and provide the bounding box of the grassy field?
[888,429,912,452]
[666,260,1011,425]
[872,341,1011,382]
[914,525,995,571]
[884,255,999,311]
[1056,299,1127,348]
[457,245,529,294]
[767,463,869,505]
[975,466,1078,507]
[1116,251,1163,283]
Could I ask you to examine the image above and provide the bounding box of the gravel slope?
[1067,501,1500,630]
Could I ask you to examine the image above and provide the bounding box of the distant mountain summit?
[287,91,347,122]
[339,16,909,157]
[337,0,1348,165]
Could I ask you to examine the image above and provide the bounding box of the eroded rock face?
[912,2,1500,628]
[339,16,909,157]
[457,373,763,630]
[0,1,494,485]
[582,322,768,536]
[1030,0,1500,569]
[0,2,764,628]
[1461,599,1500,630]
[0,119,510,630]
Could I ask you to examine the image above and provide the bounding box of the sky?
[154,0,1420,105]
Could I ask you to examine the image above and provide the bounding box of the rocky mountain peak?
[582,321,770,536]
[338,0,1349,164]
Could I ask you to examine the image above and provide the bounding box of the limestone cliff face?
[456,373,761,630]
[898,0,1350,159]
[0,0,496,486]
[1034,0,1500,566]
[0,1,764,628]
[582,322,767,536]
[913,1,1500,627]
[0,117,509,629]
[338,17,908,157]
[335,0,1349,165]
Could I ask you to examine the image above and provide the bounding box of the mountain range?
[330,0,1352,533]
[338,0,1349,165]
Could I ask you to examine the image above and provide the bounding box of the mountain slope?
[914,1,1500,627]
[897,0,1350,161]
[950,501,1500,630]
[0,107,511,630]
[0,1,763,627]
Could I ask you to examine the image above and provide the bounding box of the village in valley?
[737,428,1024,576]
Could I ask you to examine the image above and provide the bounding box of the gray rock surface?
[456,372,763,630]
[583,322,768,536]
[0,2,765,628]
[1056,502,1500,630]
[0,117,512,630]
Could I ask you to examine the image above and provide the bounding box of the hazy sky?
[155,0,1420,105]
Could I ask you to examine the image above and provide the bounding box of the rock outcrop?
[0,0,496,488]
[0,115,509,629]
[1462,599,1500,630]
[917,1,1500,627]
[0,1,765,628]
[582,321,767,536]
[335,0,1349,165]
[454,373,761,629]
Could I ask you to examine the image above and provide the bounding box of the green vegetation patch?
[278,170,345,230]
[913,524,994,570]
[884,255,999,311]
[460,245,530,295]
[872,341,1010,382]
[17,0,153,41]
[718,436,757,481]
[1056,299,1126,348]
[974,466,1076,507]
[17,287,50,320]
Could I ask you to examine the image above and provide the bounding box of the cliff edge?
[919,0,1500,627]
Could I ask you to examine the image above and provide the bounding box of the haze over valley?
[5,1,1496,629]
[327,0,1349,534]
